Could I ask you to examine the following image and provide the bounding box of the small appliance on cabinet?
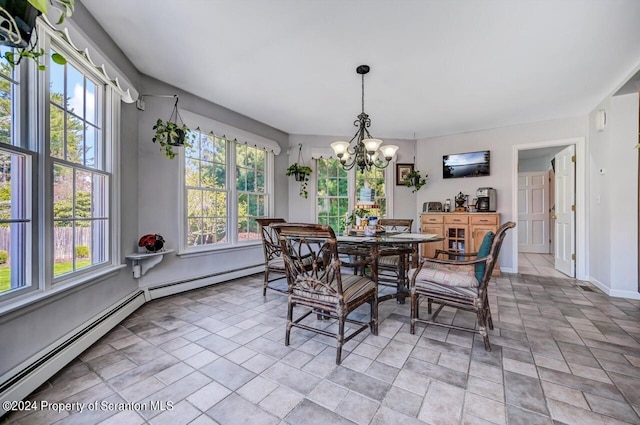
[476,187,497,212]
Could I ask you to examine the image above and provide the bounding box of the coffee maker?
[476,187,497,212]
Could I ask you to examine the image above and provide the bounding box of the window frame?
[314,156,394,230]
[0,23,123,310]
[177,112,275,256]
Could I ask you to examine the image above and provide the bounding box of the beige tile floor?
[518,252,571,278]
[4,270,640,425]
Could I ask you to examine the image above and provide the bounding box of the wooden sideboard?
[420,212,500,275]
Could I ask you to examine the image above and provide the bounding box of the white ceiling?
[82,0,640,140]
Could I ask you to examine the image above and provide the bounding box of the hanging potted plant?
[152,96,192,159]
[286,144,312,198]
[0,0,75,69]
[404,169,428,193]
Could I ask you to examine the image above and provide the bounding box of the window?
[0,46,30,297]
[50,49,109,279]
[236,144,266,242]
[179,112,275,254]
[317,158,349,233]
[0,26,124,305]
[185,130,227,246]
[315,158,391,232]
[356,167,387,217]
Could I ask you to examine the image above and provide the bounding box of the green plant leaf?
[28,0,49,15]
[51,53,66,65]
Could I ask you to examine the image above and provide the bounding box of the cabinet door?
[420,224,444,259]
[472,225,496,252]
[444,224,470,259]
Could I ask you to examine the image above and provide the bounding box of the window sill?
[0,265,126,320]
[177,242,262,258]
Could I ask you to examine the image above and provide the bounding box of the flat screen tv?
[443,150,490,179]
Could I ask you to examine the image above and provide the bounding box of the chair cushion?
[475,231,494,282]
[268,255,315,271]
[378,255,401,266]
[293,274,376,304]
[409,266,479,288]
[412,278,478,298]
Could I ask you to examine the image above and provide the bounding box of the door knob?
[552,215,557,219]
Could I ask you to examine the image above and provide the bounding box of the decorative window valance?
[180,109,282,154]
[40,16,139,103]
[310,147,339,160]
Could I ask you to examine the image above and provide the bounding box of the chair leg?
[484,296,494,330]
[477,305,491,352]
[285,301,293,346]
[263,269,269,296]
[427,298,432,314]
[370,297,378,335]
[336,315,345,365]
[410,291,418,334]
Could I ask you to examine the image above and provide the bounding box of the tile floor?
[518,252,570,278]
[5,271,640,425]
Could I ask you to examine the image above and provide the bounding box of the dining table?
[336,232,445,304]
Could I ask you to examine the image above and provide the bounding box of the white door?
[554,145,575,277]
[518,171,549,253]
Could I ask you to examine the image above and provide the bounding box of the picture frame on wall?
[396,163,414,186]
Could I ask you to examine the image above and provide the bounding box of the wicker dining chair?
[409,221,515,351]
[377,218,414,297]
[256,218,288,295]
[271,223,378,364]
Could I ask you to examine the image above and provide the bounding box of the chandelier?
[331,65,399,172]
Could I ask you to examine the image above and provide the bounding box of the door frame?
[511,137,587,280]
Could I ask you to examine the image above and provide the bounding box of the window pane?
[256,149,264,171]
[316,158,348,233]
[202,190,215,217]
[201,162,215,188]
[236,168,247,191]
[185,158,199,187]
[214,137,225,163]
[50,50,65,106]
[187,218,203,246]
[187,190,202,217]
[54,223,74,277]
[50,104,64,159]
[53,165,73,219]
[0,150,28,296]
[0,79,13,145]
[66,114,84,164]
[85,125,97,167]
[75,170,92,219]
[185,131,199,158]
[85,79,97,125]
[256,171,264,192]
[66,64,84,118]
[75,222,91,271]
[213,164,226,189]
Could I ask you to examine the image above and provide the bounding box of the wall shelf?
[125,249,174,278]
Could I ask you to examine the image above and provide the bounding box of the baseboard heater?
[0,290,146,417]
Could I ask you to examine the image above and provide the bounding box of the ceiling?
[82,0,640,140]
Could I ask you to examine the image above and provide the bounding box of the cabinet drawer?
[421,215,444,224]
[444,215,469,224]
[421,224,443,234]
[470,215,498,225]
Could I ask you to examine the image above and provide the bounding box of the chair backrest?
[480,221,516,286]
[271,223,345,299]
[379,218,413,233]
[256,218,286,263]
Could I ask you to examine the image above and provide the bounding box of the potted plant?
[403,169,428,193]
[152,97,192,159]
[0,0,75,69]
[286,163,312,198]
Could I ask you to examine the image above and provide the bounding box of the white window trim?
[313,156,395,223]
[177,111,275,256]
[0,23,125,310]
[39,25,122,291]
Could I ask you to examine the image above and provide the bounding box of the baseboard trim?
[589,277,640,299]
[145,265,263,300]
[0,290,145,417]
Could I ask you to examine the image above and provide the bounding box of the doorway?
[511,137,587,280]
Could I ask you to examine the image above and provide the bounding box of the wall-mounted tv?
[443,150,490,179]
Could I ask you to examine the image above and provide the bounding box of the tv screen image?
[443,150,490,179]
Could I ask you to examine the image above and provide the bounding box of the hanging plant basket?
[403,170,428,193]
[286,145,312,198]
[152,96,193,159]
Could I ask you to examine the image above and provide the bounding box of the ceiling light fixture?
[331,65,399,172]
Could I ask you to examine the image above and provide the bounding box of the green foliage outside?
[0,260,91,293]
[75,245,89,258]
[0,250,7,264]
